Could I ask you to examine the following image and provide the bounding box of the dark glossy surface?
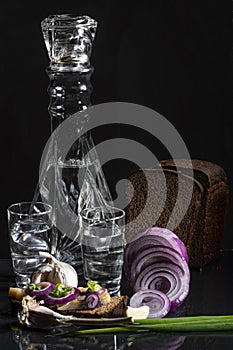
[1,252,233,349]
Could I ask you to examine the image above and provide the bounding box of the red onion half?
[134,261,189,310]
[124,227,188,277]
[124,228,190,312]
[129,289,171,318]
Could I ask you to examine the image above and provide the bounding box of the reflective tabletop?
[1,251,233,349]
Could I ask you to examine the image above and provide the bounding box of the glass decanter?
[40,14,112,278]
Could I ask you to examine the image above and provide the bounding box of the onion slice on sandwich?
[129,289,171,318]
[26,282,55,297]
[85,293,100,309]
[95,288,106,296]
[44,286,79,305]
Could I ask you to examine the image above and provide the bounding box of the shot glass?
[81,206,125,296]
[7,202,53,287]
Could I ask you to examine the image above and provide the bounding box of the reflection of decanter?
[40,15,112,276]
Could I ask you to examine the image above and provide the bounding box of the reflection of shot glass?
[81,206,125,296]
[7,202,52,287]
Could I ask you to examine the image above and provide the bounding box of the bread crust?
[126,159,229,269]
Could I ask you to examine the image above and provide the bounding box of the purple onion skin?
[44,287,79,305]
[172,237,189,263]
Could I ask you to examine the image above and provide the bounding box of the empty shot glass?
[81,206,125,296]
[7,202,53,287]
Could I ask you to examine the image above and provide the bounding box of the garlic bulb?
[31,252,78,287]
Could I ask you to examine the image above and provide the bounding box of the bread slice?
[59,295,129,317]
[126,159,229,269]
[8,286,129,319]
[9,287,27,302]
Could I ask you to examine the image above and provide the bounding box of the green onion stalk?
[53,315,233,337]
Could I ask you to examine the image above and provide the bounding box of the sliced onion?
[85,292,100,309]
[27,282,55,297]
[124,227,188,277]
[131,245,190,310]
[134,262,183,292]
[44,287,79,305]
[129,289,171,318]
[130,245,187,284]
[96,288,106,296]
[124,228,190,311]
[134,261,189,310]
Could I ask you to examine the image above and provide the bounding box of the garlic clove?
[31,263,54,284]
[31,252,78,287]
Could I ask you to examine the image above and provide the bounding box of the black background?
[0,0,232,258]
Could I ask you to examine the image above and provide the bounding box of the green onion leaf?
[52,315,233,337]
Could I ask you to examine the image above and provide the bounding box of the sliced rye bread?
[59,295,129,317]
[125,159,229,269]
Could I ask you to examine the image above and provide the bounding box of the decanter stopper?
[41,14,97,72]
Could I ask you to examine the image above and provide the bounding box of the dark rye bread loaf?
[125,159,229,269]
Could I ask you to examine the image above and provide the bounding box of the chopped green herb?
[27,283,37,291]
[87,281,102,292]
[27,283,43,291]
[49,283,72,298]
